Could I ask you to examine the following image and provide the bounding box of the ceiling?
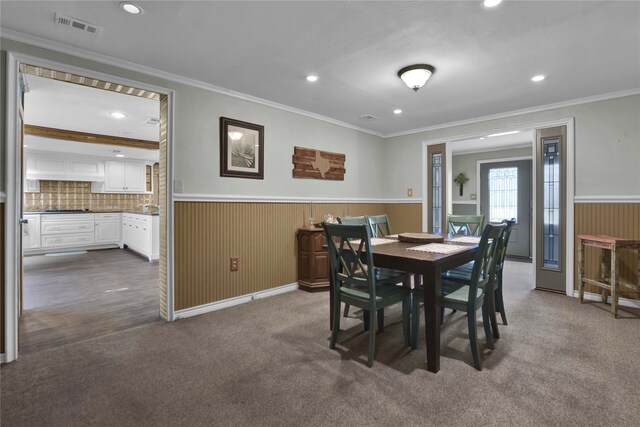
[2,1,639,136]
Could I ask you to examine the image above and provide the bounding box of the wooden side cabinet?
[297,227,330,292]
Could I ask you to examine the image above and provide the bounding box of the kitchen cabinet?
[122,213,159,262]
[40,213,95,249]
[104,161,145,193]
[22,214,41,250]
[25,152,104,182]
[95,213,122,244]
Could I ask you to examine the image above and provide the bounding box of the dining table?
[328,234,479,373]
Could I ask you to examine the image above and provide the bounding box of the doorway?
[480,159,532,259]
[4,53,174,362]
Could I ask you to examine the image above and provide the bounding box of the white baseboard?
[0,354,7,364]
[573,290,640,309]
[174,283,299,320]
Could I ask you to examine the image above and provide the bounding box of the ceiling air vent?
[54,13,102,35]
[359,114,378,121]
[145,118,160,126]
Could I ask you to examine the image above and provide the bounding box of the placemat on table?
[407,243,469,254]
[447,236,481,244]
[398,233,444,244]
[348,237,397,247]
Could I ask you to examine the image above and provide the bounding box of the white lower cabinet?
[95,213,122,244]
[22,214,41,250]
[40,213,95,249]
[122,213,159,262]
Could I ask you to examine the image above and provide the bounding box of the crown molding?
[0,29,383,138]
[384,88,640,139]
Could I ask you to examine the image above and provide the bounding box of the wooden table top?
[578,234,640,246]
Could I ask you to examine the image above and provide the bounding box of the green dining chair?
[443,218,516,333]
[338,216,369,319]
[324,223,412,367]
[412,222,506,370]
[367,214,391,237]
[447,214,485,236]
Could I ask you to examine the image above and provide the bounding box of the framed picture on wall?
[220,117,264,179]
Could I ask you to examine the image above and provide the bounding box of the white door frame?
[3,51,176,363]
[422,117,575,295]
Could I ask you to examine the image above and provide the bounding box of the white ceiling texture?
[2,1,639,137]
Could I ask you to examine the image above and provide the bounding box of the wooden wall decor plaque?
[292,146,345,181]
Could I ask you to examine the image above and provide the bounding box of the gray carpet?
[2,262,639,426]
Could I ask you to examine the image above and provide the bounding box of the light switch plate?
[470,193,477,200]
[407,188,413,197]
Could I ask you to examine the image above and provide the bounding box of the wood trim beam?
[24,125,159,150]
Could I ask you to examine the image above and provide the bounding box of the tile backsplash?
[25,180,157,213]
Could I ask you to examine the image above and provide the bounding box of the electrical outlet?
[470,193,477,200]
[230,257,239,271]
[407,188,413,197]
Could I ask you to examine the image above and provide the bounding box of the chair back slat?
[468,223,507,300]
[495,218,517,271]
[324,223,376,301]
[366,214,391,238]
[337,216,367,226]
[447,214,485,236]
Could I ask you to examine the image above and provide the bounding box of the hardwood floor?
[19,248,160,354]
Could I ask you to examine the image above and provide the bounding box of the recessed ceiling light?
[306,75,318,82]
[393,109,402,115]
[116,154,125,158]
[120,2,143,14]
[479,137,486,140]
[110,111,126,119]
[487,130,520,137]
[531,74,546,82]
[483,0,502,8]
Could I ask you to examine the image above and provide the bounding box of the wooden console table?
[578,234,640,317]
[297,227,330,292]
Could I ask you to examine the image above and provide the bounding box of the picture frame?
[220,117,264,179]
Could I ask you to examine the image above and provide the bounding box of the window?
[488,167,518,223]
[542,138,561,269]
[431,153,442,233]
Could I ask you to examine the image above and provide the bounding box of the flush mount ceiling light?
[531,74,546,82]
[483,0,503,8]
[120,2,143,14]
[109,111,126,119]
[306,75,319,82]
[397,64,435,92]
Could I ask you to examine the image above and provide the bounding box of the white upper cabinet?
[26,152,105,182]
[105,161,145,193]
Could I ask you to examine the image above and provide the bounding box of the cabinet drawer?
[42,233,95,248]
[96,213,121,220]
[42,213,94,222]
[42,221,94,235]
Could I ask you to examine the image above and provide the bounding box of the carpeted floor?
[1,261,639,426]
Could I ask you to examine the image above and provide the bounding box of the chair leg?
[377,308,385,332]
[486,290,500,340]
[402,297,411,347]
[411,293,420,349]
[440,306,445,325]
[482,305,494,350]
[367,308,377,367]
[330,296,341,349]
[468,311,482,371]
[495,270,507,325]
[343,303,350,317]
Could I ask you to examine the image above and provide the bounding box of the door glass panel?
[542,138,560,270]
[488,167,518,222]
[431,153,442,233]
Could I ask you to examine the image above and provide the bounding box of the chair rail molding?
[173,194,421,204]
[574,196,640,203]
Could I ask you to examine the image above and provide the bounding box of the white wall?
[1,38,386,199]
[384,95,640,199]
[452,146,532,203]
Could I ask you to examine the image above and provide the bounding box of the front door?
[480,159,532,258]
